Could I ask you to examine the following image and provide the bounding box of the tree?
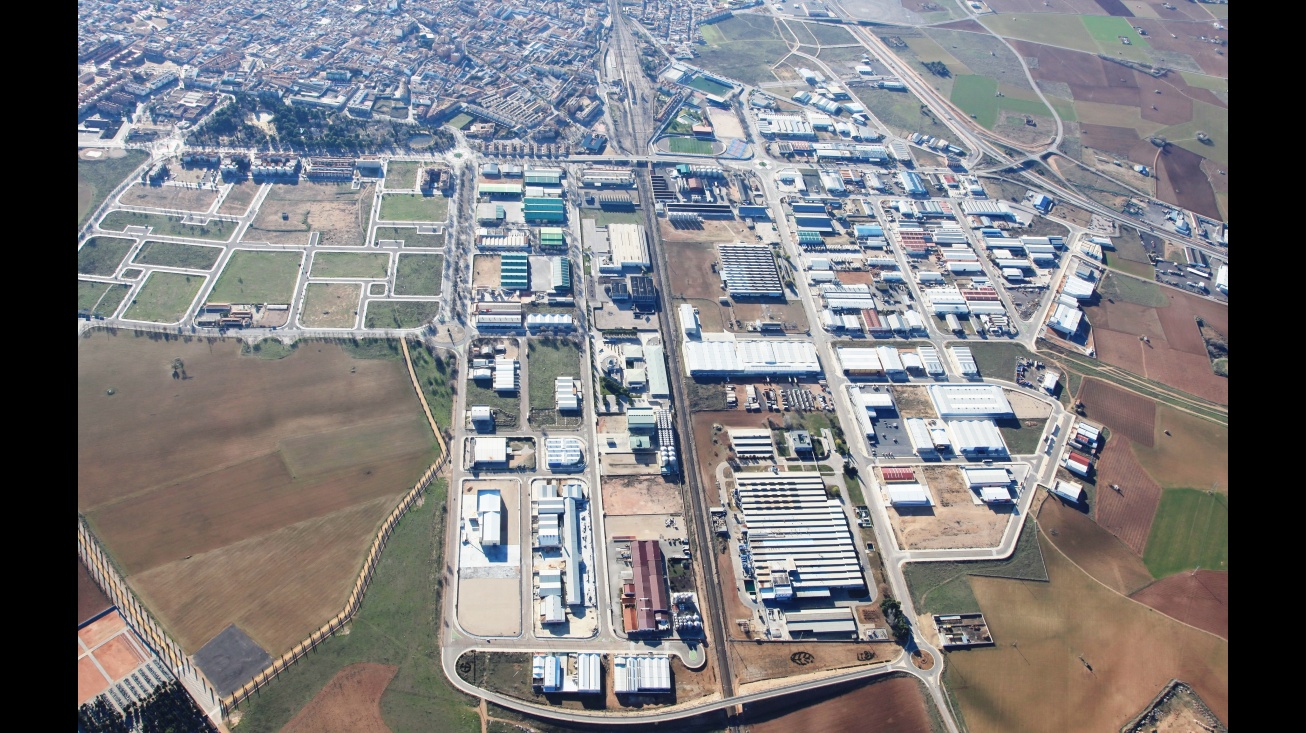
[843,460,858,478]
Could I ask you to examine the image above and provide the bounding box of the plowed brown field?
[1131,571,1229,640]
[281,663,398,733]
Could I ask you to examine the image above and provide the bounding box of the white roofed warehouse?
[683,336,822,376]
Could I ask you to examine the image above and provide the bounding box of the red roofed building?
[881,466,916,482]
[627,540,670,635]
[1064,451,1091,477]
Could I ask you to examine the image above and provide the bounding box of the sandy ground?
[120,183,219,212]
[888,468,1014,550]
[281,663,398,733]
[601,475,684,515]
[891,386,937,419]
[458,578,522,636]
[472,254,502,289]
[1004,389,1053,420]
[708,107,745,139]
[603,514,686,542]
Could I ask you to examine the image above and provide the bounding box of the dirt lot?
[1130,570,1228,640]
[891,386,937,419]
[731,641,895,688]
[835,270,876,286]
[218,181,262,216]
[690,409,775,497]
[1077,378,1156,447]
[662,238,722,301]
[601,475,684,515]
[1005,389,1053,419]
[120,183,219,212]
[1092,436,1163,555]
[745,674,932,733]
[1038,495,1153,595]
[1132,403,1228,492]
[1124,681,1228,733]
[300,283,362,328]
[281,663,398,733]
[472,254,501,289]
[246,182,371,247]
[79,333,436,655]
[949,533,1228,733]
[889,468,1012,550]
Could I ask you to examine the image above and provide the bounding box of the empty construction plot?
[119,183,219,212]
[300,283,362,328]
[78,332,439,656]
[246,182,373,247]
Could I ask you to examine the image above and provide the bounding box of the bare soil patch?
[601,475,684,516]
[746,674,932,733]
[1081,124,1144,158]
[1077,378,1156,447]
[1131,403,1228,492]
[889,468,1012,550]
[1038,495,1153,595]
[246,182,371,247]
[1130,570,1228,640]
[120,183,219,212]
[1155,145,1221,219]
[281,663,398,733]
[472,254,501,289]
[1092,437,1163,555]
[77,559,111,626]
[731,641,894,688]
[662,238,722,301]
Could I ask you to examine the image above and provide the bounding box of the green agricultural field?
[950,75,1002,128]
[223,484,479,733]
[1098,271,1168,307]
[691,14,791,86]
[380,193,449,222]
[982,15,1099,55]
[78,150,149,231]
[132,241,223,270]
[208,250,304,304]
[1157,100,1229,169]
[122,272,206,323]
[1143,489,1228,578]
[668,137,716,155]
[526,338,583,411]
[311,251,391,279]
[77,236,136,276]
[300,283,363,328]
[364,300,441,329]
[374,226,445,248]
[394,254,444,296]
[386,161,422,190]
[99,211,236,241]
[854,88,951,139]
[800,21,853,46]
[684,76,732,96]
[1082,15,1150,48]
[903,516,1047,615]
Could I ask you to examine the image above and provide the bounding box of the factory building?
[545,437,585,471]
[947,419,1008,456]
[683,337,821,376]
[928,384,1014,418]
[949,346,978,378]
[624,541,670,635]
[962,468,1015,504]
[613,655,672,694]
[729,428,775,459]
[718,243,784,298]
[472,437,509,467]
[532,653,601,694]
[604,223,651,270]
[784,607,857,638]
[555,376,580,412]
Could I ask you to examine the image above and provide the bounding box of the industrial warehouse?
[717,243,785,298]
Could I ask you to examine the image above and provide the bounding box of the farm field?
[1131,403,1228,491]
[363,299,441,329]
[311,251,391,279]
[854,87,953,140]
[1130,570,1228,640]
[385,161,422,190]
[393,253,444,296]
[902,516,1046,616]
[1142,489,1228,578]
[78,332,441,657]
[209,250,304,304]
[119,183,219,212]
[947,532,1227,733]
[1037,494,1154,595]
[374,226,445,248]
[745,674,936,733]
[246,182,372,247]
[526,337,583,411]
[379,193,449,222]
[132,240,223,270]
[1077,378,1156,446]
[280,663,397,733]
[99,211,236,241]
[78,236,137,276]
[693,14,791,86]
[78,149,149,231]
[121,272,206,323]
[300,283,362,328]
[1090,435,1163,555]
[221,488,480,733]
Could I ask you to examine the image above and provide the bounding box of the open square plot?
[209,250,304,304]
[119,182,219,212]
[310,251,391,279]
[374,226,445,248]
[132,240,223,270]
[99,211,237,242]
[380,193,449,222]
[79,149,149,230]
[363,300,441,329]
[394,253,445,296]
[122,271,207,324]
[78,236,137,276]
[247,182,373,247]
[300,282,363,328]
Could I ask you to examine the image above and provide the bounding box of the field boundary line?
[78,518,225,723]
[1034,523,1227,643]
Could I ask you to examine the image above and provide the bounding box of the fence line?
[77,520,224,715]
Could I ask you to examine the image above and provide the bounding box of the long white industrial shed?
[684,336,822,375]
[928,384,1014,418]
[735,472,864,595]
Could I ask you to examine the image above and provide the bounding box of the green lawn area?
[801,21,854,46]
[961,341,1038,381]
[94,284,132,317]
[78,281,113,313]
[998,418,1048,456]
[364,300,441,329]
[78,150,149,231]
[526,337,583,411]
[311,251,392,279]
[132,241,223,270]
[1098,271,1167,307]
[1082,15,1150,48]
[667,137,716,155]
[1143,489,1228,578]
[692,14,791,86]
[394,254,445,296]
[903,516,1047,615]
[241,338,297,360]
[122,272,206,323]
[854,88,952,139]
[208,250,304,304]
[380,193,449,222]
[464,378,521,421]
[386,161,422,190]
[447,113,474,130]
[684,75,732,96]
[374,226,445,248]
[99,211,237,241]
[77,236,136,276]
[951,75,1001,128]
[225,481,479,733]
[406,339,456,435]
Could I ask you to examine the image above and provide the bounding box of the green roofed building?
[551,257,571,294]
[524,169,563,185]
[539,227,566,250]
[798,230,824,245]
[478,183,523,198]
[524,197,566,222]
[501,252,530,290]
